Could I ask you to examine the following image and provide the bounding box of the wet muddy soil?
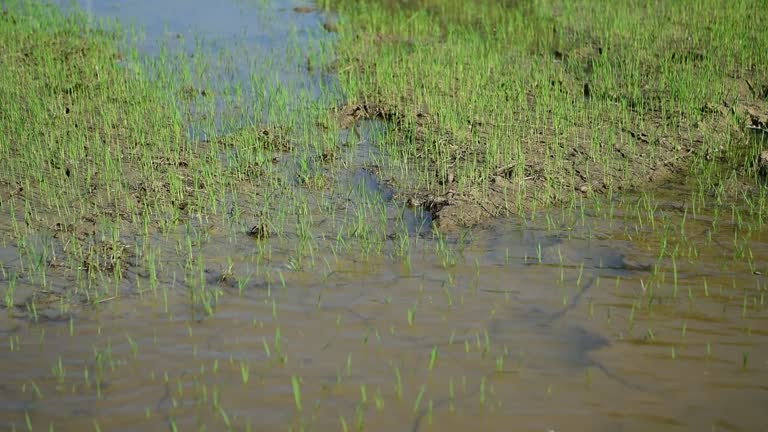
[327,0,768,230]
[334,84,768,230]
[3,198,767,432]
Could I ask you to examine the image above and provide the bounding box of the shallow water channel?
[1,1,767,431]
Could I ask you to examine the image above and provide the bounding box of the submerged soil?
[2,201,768,432]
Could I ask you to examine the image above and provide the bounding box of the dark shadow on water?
[351,168,395,202]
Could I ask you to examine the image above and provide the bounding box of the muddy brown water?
[1,200,767,432]
[2,1,767,431]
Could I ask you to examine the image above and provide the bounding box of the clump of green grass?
[0,0,406,310]
[331,0,768,227]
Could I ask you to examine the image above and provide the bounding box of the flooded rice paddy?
[1,1,767,431]
[2,198,767,431]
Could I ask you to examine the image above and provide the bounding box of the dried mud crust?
[335,85,768,231]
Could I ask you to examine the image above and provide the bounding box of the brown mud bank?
[329,0,768,230]
[334,83,768,230]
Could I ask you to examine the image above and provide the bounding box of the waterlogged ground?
[2,194,768,432]
[1,1,768,431]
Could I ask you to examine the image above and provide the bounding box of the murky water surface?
[2,205,766,431]
[1,2,767,431]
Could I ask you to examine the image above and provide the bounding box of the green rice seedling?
[218,405,232,430]
[28,381,42,401]
[374,387,384,411]
[413,384,425,414]
[394,365,403,400]
[291,375,303,412]
[52,355,65,384]
[126,334,139,358]
[428,346,438,371]
[356,405,365,431]
[3,272,17,309]
[240,361,250,384]
[407,303,416,327]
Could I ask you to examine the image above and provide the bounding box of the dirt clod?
[758,151,768,178]
[747,106,768,130]
[323,21,338,33]
[247,223,269,240]
[292,6,316,13]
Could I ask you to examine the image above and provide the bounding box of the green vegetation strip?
[2,0,768,314]
[0,1,185,217]
[0,1,299,310]
[0,0,294,236]
[332,0,768,228]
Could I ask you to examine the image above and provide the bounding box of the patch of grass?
[332,0,768,228]
[0,0,410,312]
[0,1,188,211]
